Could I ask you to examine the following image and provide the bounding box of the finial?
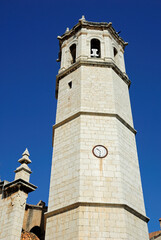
[79,15,85,22]
[22,148,30,157]
[18,148,31,164]
[107,22,112,27]
[65,27,69,33]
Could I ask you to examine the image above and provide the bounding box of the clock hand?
[96,148,101,156]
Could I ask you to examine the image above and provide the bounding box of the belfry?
[45,17,149,239]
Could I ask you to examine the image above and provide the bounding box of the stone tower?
[45,17,149,239]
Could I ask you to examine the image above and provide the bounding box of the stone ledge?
[25,203,47,211]
[45,202,149,223]
[55,59,131,99]
[52,111,136,146]
[0,179,37,197]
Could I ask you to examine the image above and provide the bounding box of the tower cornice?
[55,59,131,99]
[0,179,37,198]
[52,111,137,147]
[45,202,149,223]
[58,20,128,50]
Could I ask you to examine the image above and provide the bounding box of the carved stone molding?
[11,191,27,208]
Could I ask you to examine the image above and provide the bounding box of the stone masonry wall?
[48,117,81,212]
[56,66,133,127]
[46,205,149,240]
[49,113,145,215]
[56,68,81,124]
[0,191,27,240]
[79,114,145,215]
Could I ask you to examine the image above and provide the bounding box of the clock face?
[93,145,108,158]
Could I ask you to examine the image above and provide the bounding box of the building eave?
[58,20,128,49]
[1,179,37,197]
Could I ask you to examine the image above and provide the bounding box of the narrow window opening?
[68,81,72,89]
[70,44,76,64]
[113,47,118,57]
[91,39,101,58]
[113,47,119,66]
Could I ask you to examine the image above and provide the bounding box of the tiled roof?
[149,230,161,239]
[21,231,40,240]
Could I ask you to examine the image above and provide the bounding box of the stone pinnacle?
[18,148,31,164]
[22,148,30,157]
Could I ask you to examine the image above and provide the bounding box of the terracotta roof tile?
[149,230,161,239]
[21,231,40,240]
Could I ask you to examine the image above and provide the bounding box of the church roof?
[21,231,39,240]
[149,230,161,239]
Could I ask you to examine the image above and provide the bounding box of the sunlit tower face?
[45,16,149,240]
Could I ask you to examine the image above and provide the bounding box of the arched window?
[91,39,101,58]
[30,226,41,239]
[70,44,76,64]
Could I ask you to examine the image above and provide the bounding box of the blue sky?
[0,0,161,233]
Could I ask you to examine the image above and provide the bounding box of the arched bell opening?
[91,38,101,58]
[70,44,76,64]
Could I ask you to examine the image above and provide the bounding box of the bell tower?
[45,17,149,239]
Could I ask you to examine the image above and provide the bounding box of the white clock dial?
[93,145,108,158]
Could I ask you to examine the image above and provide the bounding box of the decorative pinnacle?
[65,27,69,33]
[22,148,30,157]
[18,148,31,164]
[79,15,85,22]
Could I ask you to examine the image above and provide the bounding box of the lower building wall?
[45,208,79,240]
[45,205,149,240]
[22,202,47,240]
[0,191,27,240]
[125,210,149,240]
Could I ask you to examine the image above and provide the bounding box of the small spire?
[65,27,69,33]
[22,148,30,157]
[79,15,86,22]
[18,148,31,164]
